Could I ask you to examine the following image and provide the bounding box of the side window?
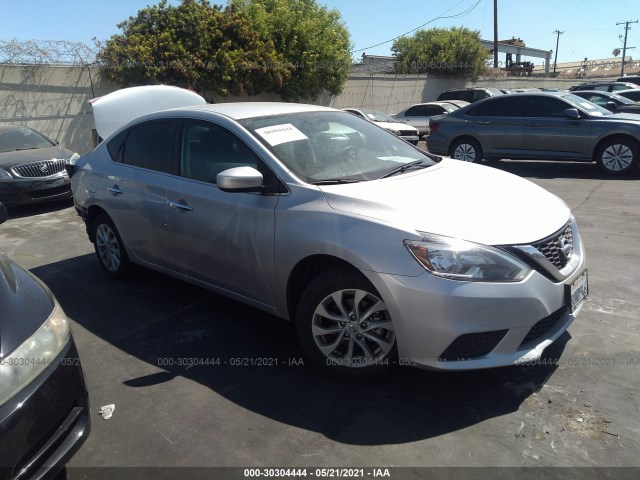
[106,129,128,162]
[465,97,521,117]
[405,105,428,117]
[180,122,258,184]
[121,121,175,173]
[524,97,571,118]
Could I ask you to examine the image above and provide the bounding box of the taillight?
[429,122,441,135]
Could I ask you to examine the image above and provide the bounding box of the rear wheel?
[295,268,397,378]
[595,137,639,176]
[93,214,131,279]
[450,138,483,163]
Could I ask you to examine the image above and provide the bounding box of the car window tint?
[465,97,522,116]
[121,121,174,173]
[524,97,571,117]
[405,105,428,116]
[106,130,128,161]
[180,122,258,184]
[0,127,53,153]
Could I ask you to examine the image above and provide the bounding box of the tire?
[450,138,483,163]
[595,137,639,176]
[295,268,398,378]
[92,214,131,279]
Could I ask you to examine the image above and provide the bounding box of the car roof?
[181,102,335,120]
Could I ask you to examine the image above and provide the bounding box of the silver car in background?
[71,102,588,378]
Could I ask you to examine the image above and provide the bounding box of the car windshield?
[562,94,612,117]
[0,128,54,153]
[362,110,397,123]
[241,111,435,183]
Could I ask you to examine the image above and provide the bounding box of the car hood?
[318,158,570,246]
[0,145,73,169]
[597,112,640,122]
[0,252,54,357]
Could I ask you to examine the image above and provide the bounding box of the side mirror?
[0,203,8,225]
[563,108,580,119]
[606,101,618,110]
[217,166,264,193]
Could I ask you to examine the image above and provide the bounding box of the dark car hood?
[599,112,640,122]
[0,145,74,169]
[0,252,54,358]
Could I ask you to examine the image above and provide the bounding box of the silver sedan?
[71,101,587,378]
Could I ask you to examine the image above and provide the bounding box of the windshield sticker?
[254,123,308,146]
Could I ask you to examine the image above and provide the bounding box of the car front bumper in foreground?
[0,334,90,480]
[0,173,72,206]
[364,249,587,371]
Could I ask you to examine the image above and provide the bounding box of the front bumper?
[0,173,71,206]
[0,334,90,480]
[363,254,587,371]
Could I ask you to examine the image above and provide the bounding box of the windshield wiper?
[379,160,426,179]
[310,178,362,185]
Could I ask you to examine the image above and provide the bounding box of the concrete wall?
[0,65,582,154]
[0,65,116,154]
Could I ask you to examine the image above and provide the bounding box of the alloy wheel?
[601,144,633,172]
[96,223,121,272]
[311,289,395,368]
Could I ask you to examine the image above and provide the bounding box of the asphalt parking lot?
[1,159,639,478]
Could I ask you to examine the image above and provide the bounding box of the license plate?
[570,270,588,313]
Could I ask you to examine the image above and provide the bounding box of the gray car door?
[464,96,524,158]
[102,119,177,269]
[522,96,591,159]
[165,120,279,306]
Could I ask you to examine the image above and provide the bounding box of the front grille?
[30,185,71,199]
[399,130,417,136]
[11,159,67,178]
[439,329,508,361]
[519,306,568,348]
[532,223,573,270]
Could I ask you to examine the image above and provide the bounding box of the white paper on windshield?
[255,124,308,146]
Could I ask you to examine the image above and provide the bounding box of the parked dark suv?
[569,81,640,93]
[617,76,640,86]
[437,87,504,104]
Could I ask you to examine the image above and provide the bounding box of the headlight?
[0,302,70,405]
[404,233,531,282]
[0,169,12,180]
[68,152,81,165]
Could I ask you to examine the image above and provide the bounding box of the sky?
[0,0,637,66]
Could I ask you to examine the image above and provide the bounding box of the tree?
[392,27,489,78]
[98,0,290,97]
[229,0,352,100]
[612,48,621,58]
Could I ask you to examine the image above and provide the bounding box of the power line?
[351,0,482,54]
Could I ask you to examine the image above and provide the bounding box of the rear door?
[165,119,280,306]
[464,96,524,158]
[521,96,591,159]
[101,119,177,269]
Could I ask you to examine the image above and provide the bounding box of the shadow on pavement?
[32,254,569,446]
[483,159,640,180]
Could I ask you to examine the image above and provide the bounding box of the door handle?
[169,201,193,212]
[108,185,123,195]
[476,121,491,125]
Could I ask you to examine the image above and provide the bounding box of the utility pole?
[493,0,498,68]
[552,30,563,76]
[617,19,638,77]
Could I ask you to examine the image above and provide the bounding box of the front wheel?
[93,214,131,279]
[595,137,639,176]
[450,138,483,163]
[296,269,398,378]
